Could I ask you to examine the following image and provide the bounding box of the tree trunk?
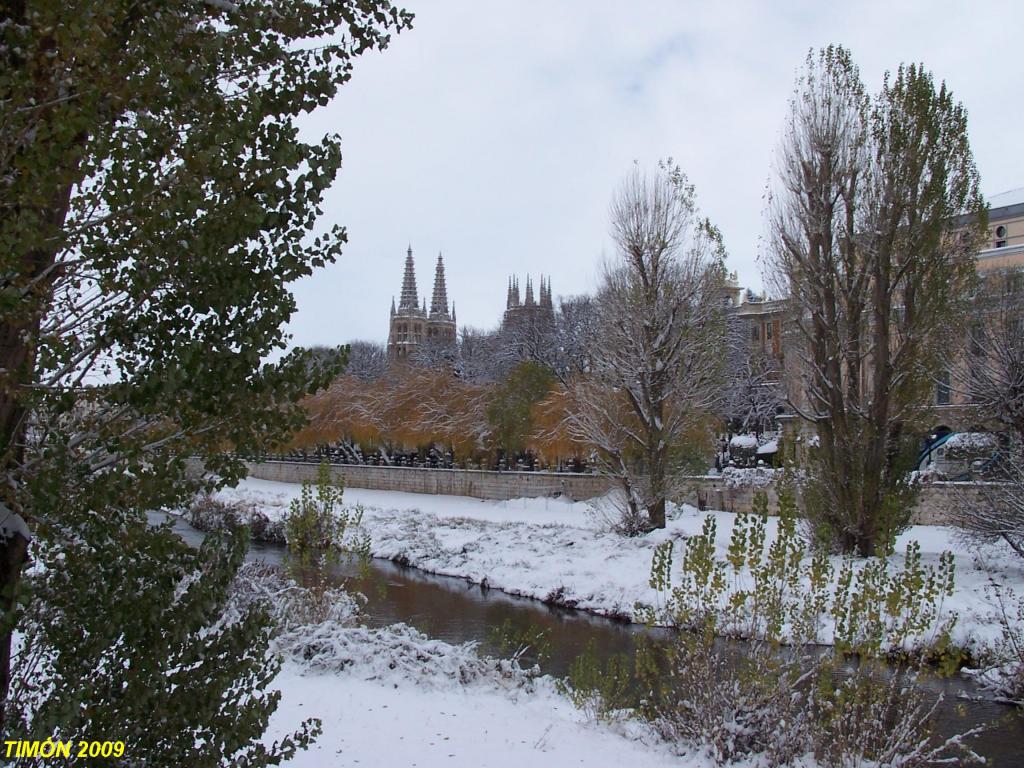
[0,173,73,725]
[648,497,667,530]
[0,526,29,726]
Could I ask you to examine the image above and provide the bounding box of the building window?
[751,324,760,341]
[995,224,1007,248]
[765,323,773,340]
[935,370,951,406]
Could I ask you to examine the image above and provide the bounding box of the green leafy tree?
[766,46,986,555]
[485,361,557,458]
[0,0,411,750]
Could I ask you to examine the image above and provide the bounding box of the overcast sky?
[286,0,1021,350]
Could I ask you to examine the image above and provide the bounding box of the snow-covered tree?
[950,268,1024,558]
[551,295,597,383]
[457,327,504,384]
[565,163,727,531]
[344,340,389,382]
[721,322,783,437]
[961,268,1024,444]
[766,46,985,555]
[408,334,460,372]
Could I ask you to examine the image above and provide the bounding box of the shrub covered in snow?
[727,433,759,466]
[188,492,285,543]
[962,582,1024,706]
[227,561,362,631]
[719,466,779,489]
[229,561,544,697]
[943,432,999,462]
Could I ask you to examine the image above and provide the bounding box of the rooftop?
[988,187,1024,211]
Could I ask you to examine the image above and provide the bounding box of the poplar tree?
[0,0,410,755]
[767,47,985,555]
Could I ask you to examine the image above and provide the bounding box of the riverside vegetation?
[559,481,983,766]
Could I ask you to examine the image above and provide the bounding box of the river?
[158,512,1024,766]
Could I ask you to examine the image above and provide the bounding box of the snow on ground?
[269,665,687,768]
[258,594,696,768]
[216,478,1024,654]
[266,636,691,768]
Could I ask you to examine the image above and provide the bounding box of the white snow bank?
[267,654,686,768]
[218,478,1024,656]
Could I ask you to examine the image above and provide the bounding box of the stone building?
[387,246,456,361]
[974,187,1024,275]
[501,274,554,330]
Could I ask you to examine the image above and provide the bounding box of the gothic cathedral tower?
[387,246,456,360]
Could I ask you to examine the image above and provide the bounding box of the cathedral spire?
[430,252,450,319]
[524,275,535,306]
[540,275,553,309]
[511,276,520,307]
[398,245,419,310]
[390,296,396,316]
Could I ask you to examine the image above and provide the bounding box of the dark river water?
[155,513,1024,766]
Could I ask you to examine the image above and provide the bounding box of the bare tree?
[960,268,1024,443]
[721,314,784,436]
[949,268,1024,557]
[344,340,388,381]
[566,163,726,531]
[457,327,504,384]
[766,46,984,555]
[551,295,597,383]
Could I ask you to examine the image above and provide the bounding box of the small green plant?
[282,462,371,619]
[555,640,633,723]
[564,473,980,766]
[639,480,958,657]
[488,619,551,667]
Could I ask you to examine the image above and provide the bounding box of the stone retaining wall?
[226,460,981,526]
[243,460,615,502]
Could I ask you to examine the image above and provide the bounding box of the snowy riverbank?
[265,622,691,768]
[214,478,1024,657]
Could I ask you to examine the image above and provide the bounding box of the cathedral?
[387,246,457,360]
[387,245,554,360]
[502,274,554,329]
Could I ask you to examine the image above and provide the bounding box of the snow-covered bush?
[810,665,984,767]
[943,432,999,462]
[229,562,542,695]
[188,492,285,543]
[585,490,652,536]
[727,433,759,467]
[963,581,1024,706]
[637,631,813,764]
[719,465,778,490]
[228,560,362,632]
